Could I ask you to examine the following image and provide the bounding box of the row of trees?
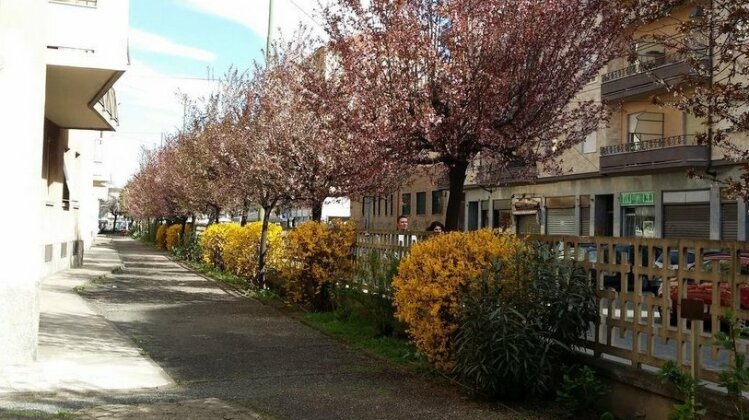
[123,0,746,285]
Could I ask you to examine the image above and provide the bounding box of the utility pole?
[257,0,274,222]
[266,0,274,63]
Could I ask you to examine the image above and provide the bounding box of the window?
[581,132,597,154]
[431,190,442,214]
[628,112,664,143]
[480,200,489,228]
[623,206,655,238]
[416,192,426,215]
[401,193,411,215]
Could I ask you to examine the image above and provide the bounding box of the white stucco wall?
[46,0,129,71]
[0,0,47,365]
[322,197,351,220]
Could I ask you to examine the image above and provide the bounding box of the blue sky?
[106,0,324,186]
[129,0,265,77]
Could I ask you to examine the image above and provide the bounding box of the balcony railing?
[602,52,686,83]
[600,134,697,156]
[97,88,119,125]
[49,0,98,7]
[599,134,709,174]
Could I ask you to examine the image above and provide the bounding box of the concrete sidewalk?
[0,236,172,396]
[0,236,516,419]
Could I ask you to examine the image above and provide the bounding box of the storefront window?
[623,206,655,237]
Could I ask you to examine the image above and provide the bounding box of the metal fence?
[353,231,749,383]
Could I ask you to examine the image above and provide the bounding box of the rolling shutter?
[722,203,738,241]
[546,208,577,235]
[663,204,710,239]
[580,208,591,236]
[516,214,540,234]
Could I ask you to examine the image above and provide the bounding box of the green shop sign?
[620,191,654,206]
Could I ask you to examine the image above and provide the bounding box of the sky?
[106,0,327,187]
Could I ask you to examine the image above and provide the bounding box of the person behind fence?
[397,215,409,231]
[427,221,445,234]
[396,215,417,247]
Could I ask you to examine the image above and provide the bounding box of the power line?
[125,74,219,81]
[286,0,324,29]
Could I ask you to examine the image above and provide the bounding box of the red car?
[661,252,749,324]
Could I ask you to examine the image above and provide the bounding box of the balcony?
[44,0,127,131]
[601,53,701,102]
[94,88,119,126]
[474,160,538,187]
[599,135,709,175]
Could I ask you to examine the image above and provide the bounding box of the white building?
[286,198,351,227]
[0,0,129,365]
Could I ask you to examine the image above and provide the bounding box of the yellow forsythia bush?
[280,221,356,311]
[200,223,241,270]
[165,224,192,251]
[155,224,169,249]
[223,222,283,279]
[392,230,527,371]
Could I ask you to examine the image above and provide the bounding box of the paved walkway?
[1,237,516,419]
[0,237,171,398]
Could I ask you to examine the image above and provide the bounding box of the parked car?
[601,245,663,294]
[654,249,696,271]
[659,252,749,325]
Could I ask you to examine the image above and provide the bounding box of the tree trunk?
[180,217,187,246]
[444,161,468,232]
[255,204,274,289]
[311,201,323,222]
[112,213,118,233]
[208,205,221,225]
[240,199,249,226]
[150,218,159,242]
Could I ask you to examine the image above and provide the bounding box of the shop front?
[513,197,541,234]
[620,191,655,238]
[545,196,577,236]
[662,190,710,240]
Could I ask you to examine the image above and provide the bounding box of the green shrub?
[336,250,403,337]
[715,309,749,419]
[556,365,611,419]
[172,231,202,263]
[659,360,706,420]
[451,245,597,399]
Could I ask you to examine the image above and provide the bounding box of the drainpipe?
[705,0,717,178]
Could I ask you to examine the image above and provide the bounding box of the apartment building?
[355,167,456,231]
[352,2,748,240]
[0,0,128,365]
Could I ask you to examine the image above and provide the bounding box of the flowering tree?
[642,0,749,198]
[323,0,635,230]
[174,95,236,224]
[104,195,121,232]
[122,148,168,220]
[213,62,299,287]
[279,35,401,221]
